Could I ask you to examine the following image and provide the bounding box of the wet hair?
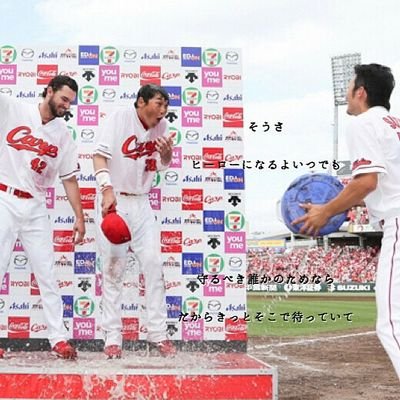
[353,63,395,110]
[41,75,79,98]
[134,84,169,108]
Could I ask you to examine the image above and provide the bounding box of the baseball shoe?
[150,340,177,357]
[51,341,77,360]
[104,345,122,359]
[0,348,5,358]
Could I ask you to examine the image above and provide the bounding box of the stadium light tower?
[330,53,361,172]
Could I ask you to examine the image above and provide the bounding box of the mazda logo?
[102,88,116,99]
[21,48,34,59]
[164,171,178,182]
[14,255,28,266]
[124,49,137,60]
[185,130,199,141]
[225,51,239,62]
[81,129,95,140]
[0,87,12,96]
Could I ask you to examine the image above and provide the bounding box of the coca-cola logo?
[161,236,182,244]
[226,323,246,333]
[39,70,55,78]
[223,112,242,120]
[182,194,202,202]
[81,193,95,201]
[140,71,160,78]
[9,322,29,331]
[7,126,58,157]
[54,236,73,244]
[204,153,223,160]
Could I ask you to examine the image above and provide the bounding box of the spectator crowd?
[247,245,379,283]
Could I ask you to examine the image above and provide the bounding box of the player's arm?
[93,154,117,217]
[62,176,86,244]
[292,173,377,236]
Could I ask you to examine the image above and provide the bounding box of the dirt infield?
[248,329,399,400]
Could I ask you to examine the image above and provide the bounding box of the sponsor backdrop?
[0,45,246,345]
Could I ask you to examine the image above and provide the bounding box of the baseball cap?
[101,211,132,244]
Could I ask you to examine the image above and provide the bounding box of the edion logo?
[223,107,243,128]
[181,189,203,210]
[80,188,96,209]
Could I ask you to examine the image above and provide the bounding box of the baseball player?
[293,63,400,379]
[0,75,85,359]
[93,84,176,359]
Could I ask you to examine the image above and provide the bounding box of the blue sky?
[2,0,400,235]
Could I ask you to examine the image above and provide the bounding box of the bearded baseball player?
[293,63,400,379]
[0,75,85,359]
[93,84,176,359]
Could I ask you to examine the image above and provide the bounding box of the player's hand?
[292,203,330,237]
[101,187,117,218]
[156,134,174,165]
[73,216,86,245]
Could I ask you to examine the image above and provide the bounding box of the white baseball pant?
[96,193,167,347]
[376,216,400,379]
[0,190,68,348]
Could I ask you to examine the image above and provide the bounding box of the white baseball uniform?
[0,94,79,347]
[346,105,400,378]
[94,106,170,346]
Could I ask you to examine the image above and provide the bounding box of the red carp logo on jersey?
[121,135,157,160]
[352,158,372,170]
[7,126,58,158]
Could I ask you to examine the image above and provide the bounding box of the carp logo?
[7,126,58,158]
[202,48,221,66]
[121,135,157,160]
[79,85,98,104]
[0,45,17,64]
[352,158,372,170]
[100,46,119,64]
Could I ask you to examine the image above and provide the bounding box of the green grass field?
[247,293,376,337]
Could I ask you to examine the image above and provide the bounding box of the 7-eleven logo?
[183,87,202,106]
[202,48,221,66]
[74,296,95,317]
[79,85,98,104]
[225,211,245,231]
[205,254,224,273]
[0,45,17,64]
[169,127,181,145]
[183,297,203,316]
[100,46,120,64]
